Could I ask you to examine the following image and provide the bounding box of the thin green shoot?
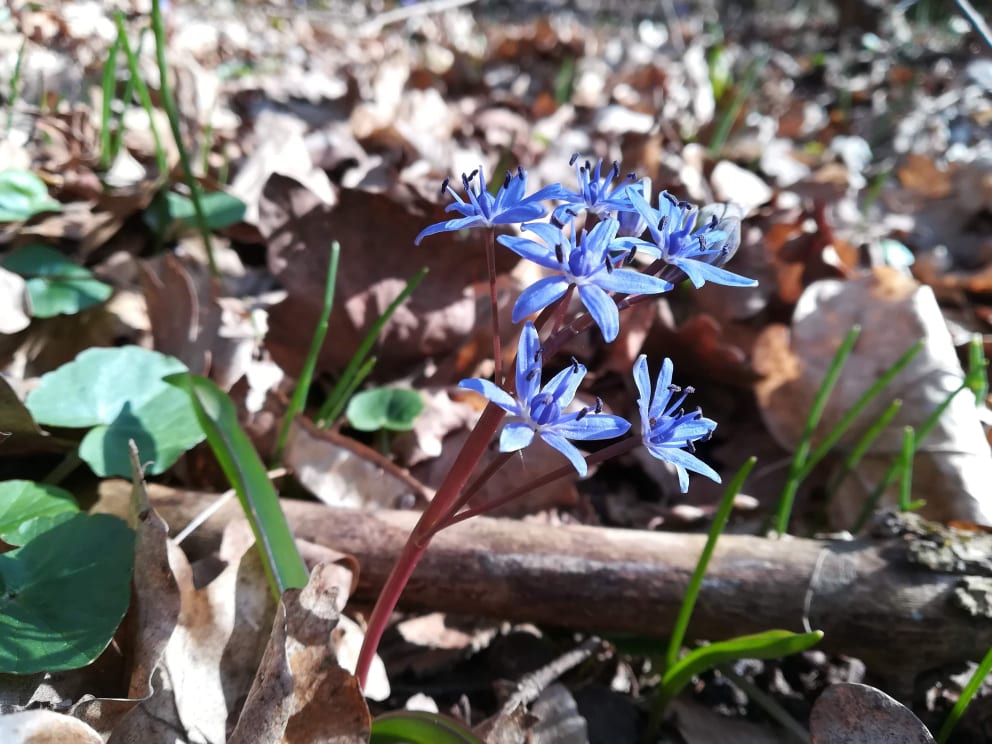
[797,340,923,482]
[936,646,992,743]
[897,426,925,512]
[151,0,218,276]
[5,38,26,137]
[852,382,968,532]
[108,26,146,164]
[965,334,989,405]
[708,52,766,155]
[665,457,757,670]
[316,268,428,427]
[774,325,861,536]
[321,356,377,429]
[826,397,903,502]
[99,35,122,170]
[114,13,167,178]
[273,241,340,463]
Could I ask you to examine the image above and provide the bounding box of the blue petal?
[539,430,588,476]
[525,183,571,203]
[650,358,674,418]
[674,257,758,289]
[577,284,619,342]
[492,203,548,224]
[512,276,570,323]
[500,422,536,452]
[542,361,585,407]
[646,445,721,490]
[556,414,631,440]
[584,218,620,261]
[498,235,561,271]
[415,216,484,244]
[458,378,520,414]
[632,355,652,425]
[596,268,670,296]
[515,322,543,404]
[520,221,568,249]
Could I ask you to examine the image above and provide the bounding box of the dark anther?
[678,200,692,210]
[604,255,614,273]
[627,172,637,180]
[517,165,525,179]
[440,177,450,197]
[570,357,580,373]
[584,160,592,172]
[595,397,603,414]
[668,384,681,393]
[611,161,621,180]
[626,247,637,264]
[659,216,669,233]
[461,173,471,189]
[686,440,696,453]
[525,368,539,381]
[685,386,695,395]
[468,168,479,182]
[503,171,513,188]
[555,243,565,263]
[575,408,588,421]
[534,346,543,363]
[697,235,708,252]
[551,214,565,228]
[663,192,679,206]
[570,152,580,166]
[708,215,718,229]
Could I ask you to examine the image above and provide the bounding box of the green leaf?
[660,630,823,706]
[25,346,205,477]
[144,190,246,235]
[371,711,486,744]
[0,480,79,546]
[0,170,61,223]
[346,388,423,432]
[0,513,134,674]
[1,244,113,317]
[165,372,308,598]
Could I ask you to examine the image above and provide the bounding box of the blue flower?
[627,188,757,289]
[633,355,720,492]
[499,218,669,342]
[460,322,630,476]
[552,155,642,222]
[415,166,564,245]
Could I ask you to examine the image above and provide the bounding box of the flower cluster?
[417,154,756,491]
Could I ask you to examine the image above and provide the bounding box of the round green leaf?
[0,480,78,546]
[0,170,61,223]
[26,346,205,476]
[145,190,247,235]
[2,244,113,317]
[346,388,424,432]
[0,513,134,674]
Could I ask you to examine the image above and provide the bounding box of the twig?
[359,0,478,35]
[954,0,992,51]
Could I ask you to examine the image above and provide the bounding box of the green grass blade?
[99,35,122,170]
[109,24,145,163]
[657,630,823,715]
[165,372,308,598]
[798,340,924,481]
[273,241,340,462]
[316,267,428,427]
[321,356,377,428]
[826,397,902,503]
[113,13,167,178]
[897,426,925,512]
[852,382,967,532]
[966,334,989,405]
[371,711,486,744]
[150,0,217,276]
[708,53,765,155]
[775,325,861,536]
[665,457,756,670]
[936,646,992,744]
[5,38,25,137]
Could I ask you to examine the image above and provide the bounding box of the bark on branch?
[96,482,992,681]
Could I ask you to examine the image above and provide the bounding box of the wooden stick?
[94,482,992,683]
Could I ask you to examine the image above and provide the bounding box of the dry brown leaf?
[0,710,103,744]
[0,268,31,335]
[897,154,953,200]
[229,565,372,744]
[284,417,432,510]
[809,683,935,743]
[753,268,992,527]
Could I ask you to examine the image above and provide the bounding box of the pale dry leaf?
[0,710,103,744]
[284,417,431,510]
[0,268,31,335]
[809,683,935,743]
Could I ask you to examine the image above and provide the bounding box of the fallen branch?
[95,482,992,684]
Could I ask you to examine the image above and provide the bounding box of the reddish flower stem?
[355,403,505,688]
[484,228,503,385]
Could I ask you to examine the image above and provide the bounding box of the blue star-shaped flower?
[498,218,669,342]
[460,322,630,476]
[414,166,565,245]
[627,188,757,289]
[633,355,720,493]
[552,155,642,222]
